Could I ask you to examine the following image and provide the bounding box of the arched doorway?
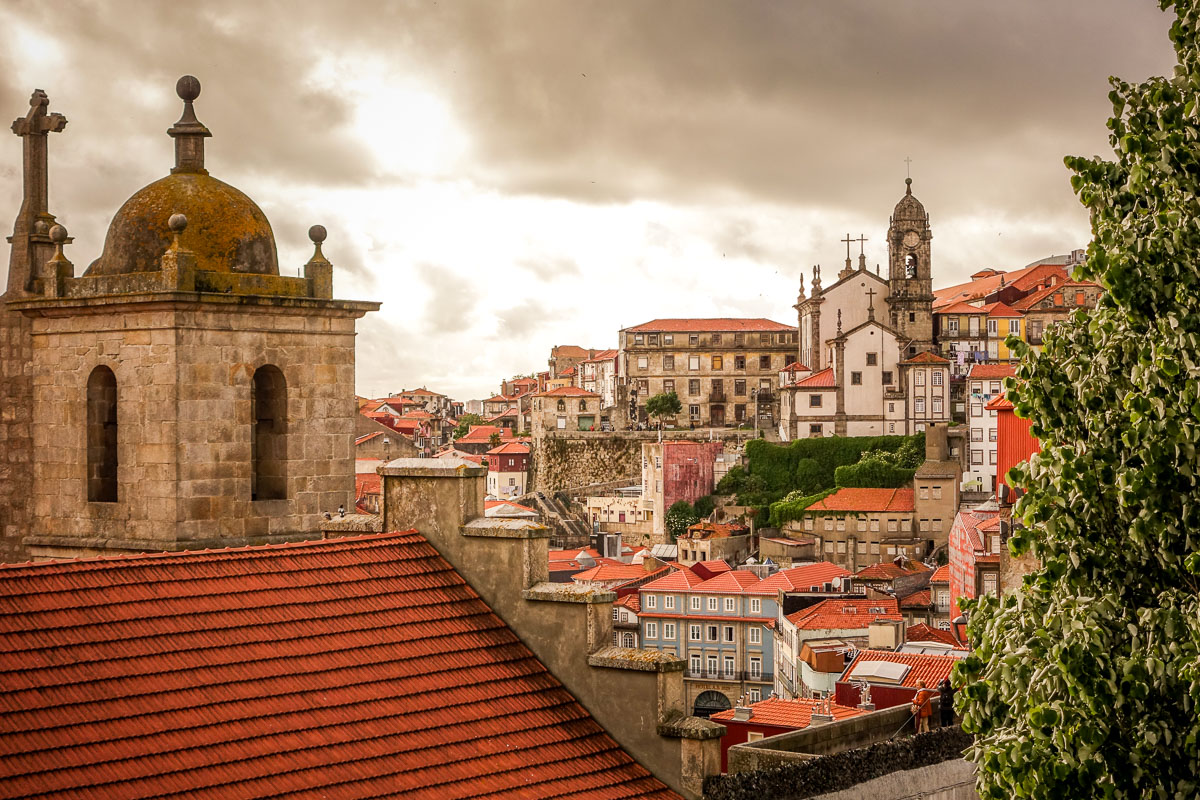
[693,690,732,718]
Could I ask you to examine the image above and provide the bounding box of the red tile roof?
[681,522,750,540]
[795,368,836,388]
[933,262,1068,308]
[902,351,951,364]
[624,318,793,333]
[977,301,1024,317]
[966,363,1017,380]
[696,559,732,574]
[641,568,708,592]
[806,488,915,514]
[787,598,903,631]
[748,562,851,595]
[583,349,619,363]
[457,425,514,443]
[572,563,651,584]
[900,589,932,609]
[483,499,536,514]
[710,697,863,730]
[615,594,641,613]
[690,570,763,594]
[0,532,680,799]
[355,431,384,445]
[535,386,601,398]
[929,565,951,584]
[854,561,926,581]
[842,648,963,688]
[486,441,530,456]
[936,300,988,315]
[906,623,960,647]
[985,395,1014,411]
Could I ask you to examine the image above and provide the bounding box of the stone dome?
[892,177,927,222]
[84,172,279,277]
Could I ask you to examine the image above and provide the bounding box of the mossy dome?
[84,173,279,276]
[84,75,279,277]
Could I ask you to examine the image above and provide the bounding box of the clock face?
[902,231,920,248]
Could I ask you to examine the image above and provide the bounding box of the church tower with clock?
[885,177,935,356]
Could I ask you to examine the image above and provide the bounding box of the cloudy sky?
[0,1,1177,401]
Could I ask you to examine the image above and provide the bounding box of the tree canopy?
[646,391,683,425]
[453,413,486,439]
[665,500,699,543]
[956,3,1200,797]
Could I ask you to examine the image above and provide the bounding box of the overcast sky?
[0,1,1177,401]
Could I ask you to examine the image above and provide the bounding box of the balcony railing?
[709,392,727,403]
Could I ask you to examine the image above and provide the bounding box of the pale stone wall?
[0,300,33,561]
[24,302,360,556]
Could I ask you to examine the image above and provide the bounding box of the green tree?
[957,5,1200,797]
[794,458,824,495]
[487,432,502,449]
[665,500,699,543]
[645,391,683,428]
[453,413,486,439]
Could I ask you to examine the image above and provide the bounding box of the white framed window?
[750,598,761,614]
[689,624,701,641]
[747,730,764,742]
[972,427,984,442]
[690,596,702,610]
[987,319,998,336]
[989,450,998,465]
[836,518,845,531]
[750,657,762,678]
[646,594,657,609]
[723,657,735,676]
[989,428,998,442]
[932,396,943,414]
[664,622,676,640]
[637,356,648,370]
[724,626,735,642]
[664,334,674,345]
[707,597,718,611]
[612,607,619,621]
[645,622,658,639]
[665,595,675,610]
[932,371,943,386]
[824,518,833,531]
[857,518,867,532]
[915,397,926,414]
[804,518,814,531]
[749,688,761,703]
[707,624,718,641]
[1009,319,1020,335]
[690,655,701,672]
[915,370,926,386]
[688,355,700,370]
[724,597,735,612]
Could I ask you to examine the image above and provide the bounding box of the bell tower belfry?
[885,177,935,356]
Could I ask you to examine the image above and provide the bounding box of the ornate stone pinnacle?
[307,225,331,266]
[168,75,211,175]
[168,213,188,250]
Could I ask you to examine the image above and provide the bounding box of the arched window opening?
[252,365,287,501]
[87,366,118,503]
[693,690,733,719]
[556,399,566,412]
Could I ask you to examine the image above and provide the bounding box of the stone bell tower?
[1,77,379,560]
[885,177,935,356]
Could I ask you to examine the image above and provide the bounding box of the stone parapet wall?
[532,430,747,494]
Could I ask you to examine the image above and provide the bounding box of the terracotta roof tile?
[905,623,960,647]
[842,648,964,688]
[535,386,601,398]
[572,564,651,584]
[748,562,851,595]
[786,598,902,631]
[928,565,951,584]
[902,351,951,364]
[985,395,1014,410]
[615,594,641,613]
[0,532,680,799]
[966,364,1016,380]
[900,589,932,609]
[795,368,836,388]
[806,488,915,514]
[640,568,707,592]
[853,561,927,581]
[933,262,1068,308]
[690,570,762,594]
[624,318,793,333]
[710,697,863,729]
[486,442,530,455]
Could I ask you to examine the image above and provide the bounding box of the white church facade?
[779,180,951,440]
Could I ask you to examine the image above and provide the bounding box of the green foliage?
[956,6,1200,797]
[665,499,699,543]
[768,488,836,528]
[716,465,746,495]
[487,432,502,449]
[794,458,824,495]
[693,494,716,519]
[453,413,486,439]
[646,391,683,424]
[833,442,923,488]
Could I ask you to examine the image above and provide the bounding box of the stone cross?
[856,234,868,255]
[904,156,913,179]
[866,286,877,309]
[841,233,854,262]
[12,90,67,222]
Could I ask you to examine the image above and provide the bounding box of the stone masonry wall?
[25,302,358,556]
[532,430,748,494]
[0,298,33,561]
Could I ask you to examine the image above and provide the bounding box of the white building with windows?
[963,364,1015,492]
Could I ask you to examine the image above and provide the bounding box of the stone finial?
[797,272,806,301]
[43,223,73,297]
[305,224,333,299]
[168,75,212,175]
[905,176,913,196]
[168,213,187,248]
[836,308,843,335]
[161,212,196,290]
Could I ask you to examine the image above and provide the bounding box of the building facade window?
[689,355,700,370]
[251,365,287,501]
[645,622,658,639]
[712,355,723,370]
[851,371,862,385]
[664,623,676,640]
[86,365,119,503]
[664,355,675,370]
